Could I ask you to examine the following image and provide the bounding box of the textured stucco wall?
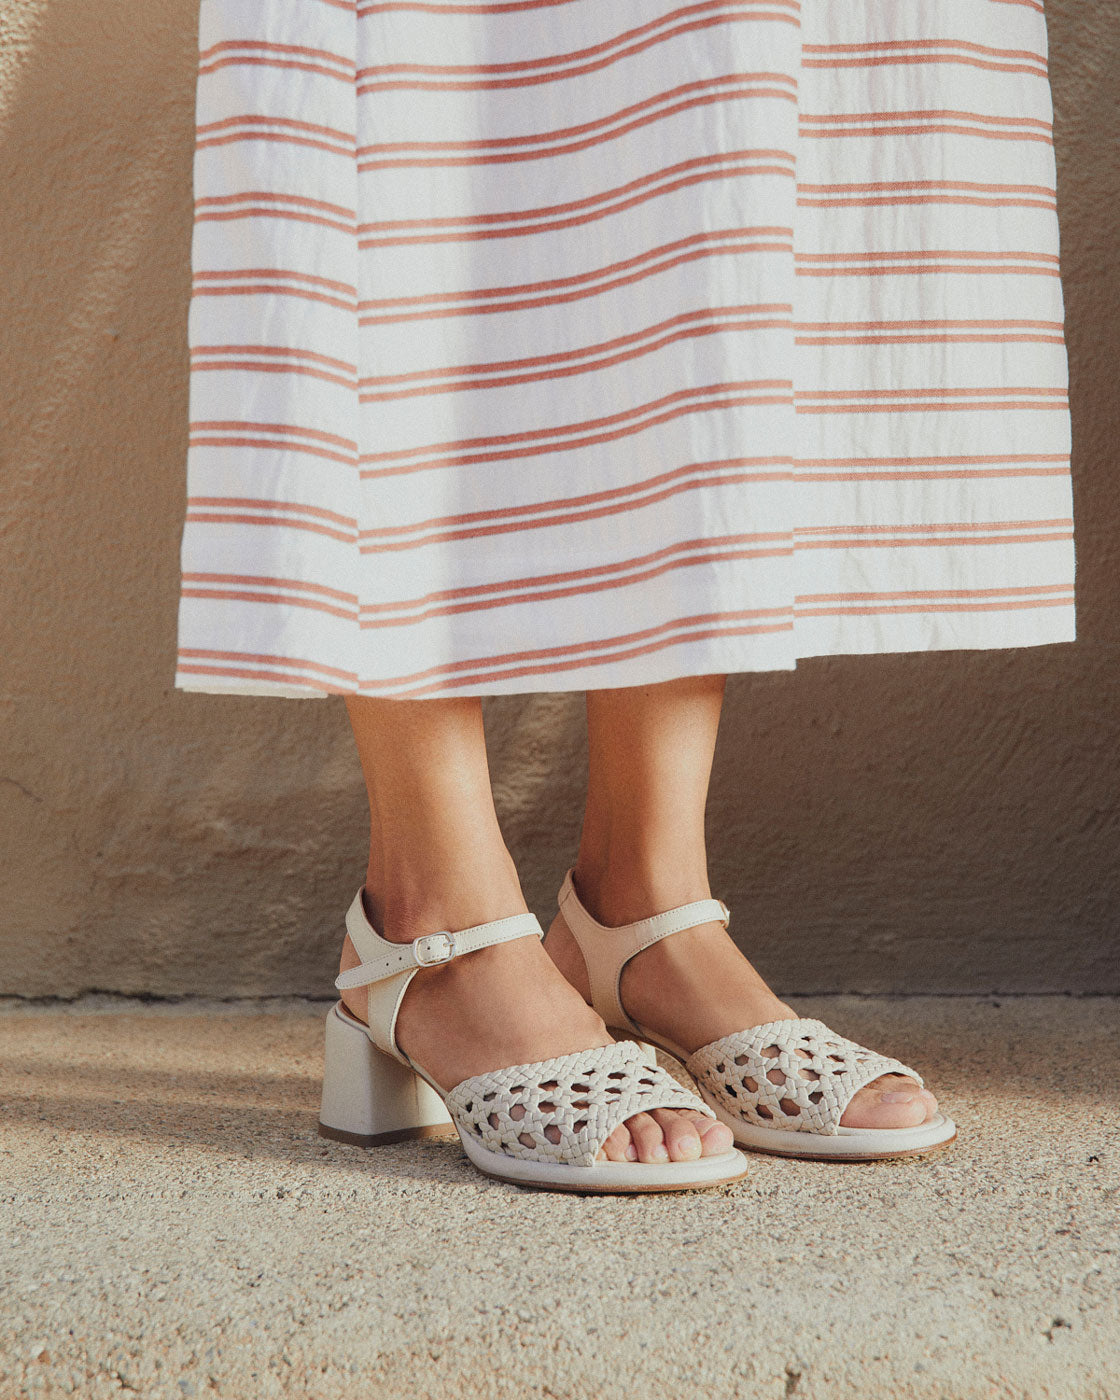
[1,0,1118,999]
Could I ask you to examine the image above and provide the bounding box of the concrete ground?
[0,997,1116,1400]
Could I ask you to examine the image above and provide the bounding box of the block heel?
[318,1001,454,1147]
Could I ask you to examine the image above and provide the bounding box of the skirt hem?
[173,613,1077,701]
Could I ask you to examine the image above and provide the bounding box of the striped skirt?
[175,0,1076,700]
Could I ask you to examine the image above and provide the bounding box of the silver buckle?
[412,932,456,967]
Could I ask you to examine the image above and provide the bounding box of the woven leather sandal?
[318,890,750,1192]
[555,871,956,1162]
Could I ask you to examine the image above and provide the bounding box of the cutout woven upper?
[687,1017,922,1136]
[445,1041,715,1168]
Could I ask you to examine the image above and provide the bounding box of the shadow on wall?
[0,0,1117,998]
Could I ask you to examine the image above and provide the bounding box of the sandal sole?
[735,1133,957,1163]
[470,1164,750,1194]
[459,1132,750,1194]
[707,1101,959,1161]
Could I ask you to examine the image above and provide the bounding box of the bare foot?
[339,892,735,1164]
[545,880,938,1132]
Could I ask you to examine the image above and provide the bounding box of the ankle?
[360,851,527,945]
[570,850,712,928]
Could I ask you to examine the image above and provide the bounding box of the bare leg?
[545,676,938,1131]
[338,694,734,1163]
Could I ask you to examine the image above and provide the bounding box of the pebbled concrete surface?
[0,996,1116,1400]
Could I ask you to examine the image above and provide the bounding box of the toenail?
[880,1090,918,1104]
[651,1144,669,1162]
[677,1137,702,1161]
[625,1143,637,1161]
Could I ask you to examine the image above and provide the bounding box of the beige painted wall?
[2,1,1118,999]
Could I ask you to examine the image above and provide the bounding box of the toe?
[597,1123,635,1163]
[651,1108,703,1162]
[697,1115,735,1157]
[897,1076,939,1123]
[623,1111,670,1163]
[839,1075,929,1130]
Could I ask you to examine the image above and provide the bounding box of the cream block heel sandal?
[318,890,749,1193]
[556,871,956,1162]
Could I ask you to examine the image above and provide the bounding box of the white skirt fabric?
[175,0,1076,700]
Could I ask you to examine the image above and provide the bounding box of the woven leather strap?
[446,1041,715,1167]
[557,868,729,1032]
[686,1017,924,1137]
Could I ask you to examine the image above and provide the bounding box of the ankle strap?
[336,894,543,991]
[335,891,543,1062]
[557,870,729,1033]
